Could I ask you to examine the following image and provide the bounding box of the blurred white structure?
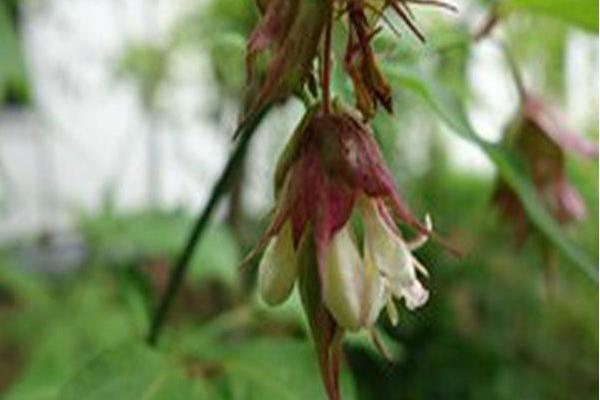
[0,0,231,240]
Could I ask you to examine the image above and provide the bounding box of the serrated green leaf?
[58,342,211,400]
[192,338,356,400]
[3,272,151,400]
[385,66,598,282]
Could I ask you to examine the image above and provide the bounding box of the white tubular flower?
[258,221,297,305]
[322,226,384,331]
[361,199,430,319]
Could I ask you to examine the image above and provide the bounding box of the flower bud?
[322,227,363,330]
[240,0,332,132]
[323,226,384,331]
[258,221,297,305]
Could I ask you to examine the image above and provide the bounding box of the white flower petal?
[401,275,429,310]
[362,200,412,280]
[362,246,386,326]
[323,227,369,331]
[258,221,297,305]
[361,199,430,311]
[385,296,399,326]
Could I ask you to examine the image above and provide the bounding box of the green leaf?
[58,342,211,400]
[386,66,598,282]
[192,338,356,400]
[3,273,153,400]
[503,0,598,32]
[115,43,169,106]
[189,224,242,288]
[80,212,241,288]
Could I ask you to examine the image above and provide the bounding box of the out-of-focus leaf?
[170,1,256,97]
[3,269,148,400]
[115,43,169,106]
[345,328,406,363]
[58,342,211,400]
[189,224,241,287]
[0,255,49,305]
[385,66,598,282]
[0,2,29,104]
[503,0,598,32]
[80,211,187,257]
[80,212,241,288]
[206,33,247,96]
[191,338,356,400]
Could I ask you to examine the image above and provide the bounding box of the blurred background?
[0,0,597,399]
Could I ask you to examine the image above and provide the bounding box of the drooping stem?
[473,4,499,42]
[322,17,333,114]
[226,152,247,239]
[500,42,526,103]
[147,108,268,346]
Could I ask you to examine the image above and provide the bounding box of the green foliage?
[1,0,598,399]
[1,265,144,399]
[505,16,570,95]
[0,225,356,399]
[59,342,209,400]
[503,0,599,32]
[348,168,598,400]
[0,1,29,105]
[56,336,356,400]
[116,44,170,107]
[79,210,241,289]
[383,65,598,281]
[170,0,258,98]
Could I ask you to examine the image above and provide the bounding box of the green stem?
[147,107,268,346]
[322,17,333,114]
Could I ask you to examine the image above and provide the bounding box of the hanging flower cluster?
[255,107,433,324]
[246,106,439,399]
[239,1,456,398]
[493,93,597,240]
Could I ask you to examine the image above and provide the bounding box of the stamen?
[385,297,399,325]
[370,329,395,362]
[412,257,429,278]
[407,214,432,250]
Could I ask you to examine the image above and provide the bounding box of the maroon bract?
[254,107,431,267]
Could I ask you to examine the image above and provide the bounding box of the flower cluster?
[243,106,441,399]
[255,108,433,328]
[239,1,457,398]
[493,94,597,240]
